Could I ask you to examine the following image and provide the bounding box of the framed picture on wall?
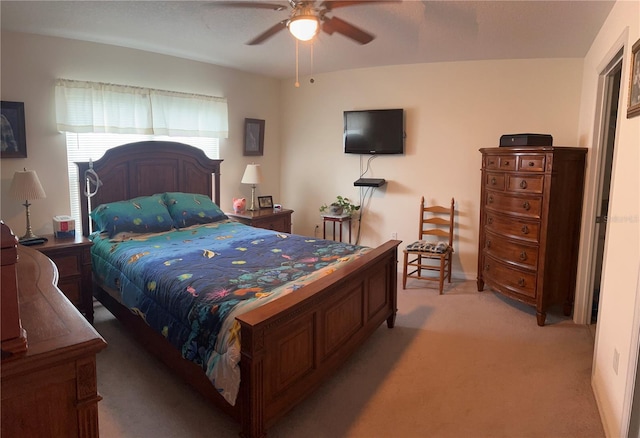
[243,118,265,156]
[1,101,27,158]
[628,38,640,118]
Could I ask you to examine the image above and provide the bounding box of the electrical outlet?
[613,348,620,375]
[391,232,398,240]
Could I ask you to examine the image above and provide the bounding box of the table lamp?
[241,164,263,211]
[9,168,47,242]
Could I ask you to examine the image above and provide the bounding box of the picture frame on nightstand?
[258,195,273,209]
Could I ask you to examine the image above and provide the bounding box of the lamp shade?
[241,164,263,185]
[288,15,319,41]
[9,169,46,201]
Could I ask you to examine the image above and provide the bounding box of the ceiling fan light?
[288,16,319,41]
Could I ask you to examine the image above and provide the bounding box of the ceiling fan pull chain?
[295,39,300,88]
[310,42,315,84]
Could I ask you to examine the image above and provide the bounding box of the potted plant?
[319,195,360,216]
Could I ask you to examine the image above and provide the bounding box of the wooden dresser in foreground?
[1,225,107,437]
[477,146,587,326]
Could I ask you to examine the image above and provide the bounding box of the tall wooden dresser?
[1,224,107,436]
[477,146,587,326]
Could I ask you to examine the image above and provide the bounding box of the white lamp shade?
[241,164,263,185]
[9,169,46,200]
[288,16,319,41]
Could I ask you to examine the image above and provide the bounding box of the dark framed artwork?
[628,38,640,118]
[258,195,273,209]
[1,101,27,158]
[243,118,265,156]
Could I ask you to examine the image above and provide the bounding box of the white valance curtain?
[55,79,228,138]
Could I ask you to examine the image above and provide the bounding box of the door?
[590,51,622,323]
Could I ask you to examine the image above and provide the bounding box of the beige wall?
[279,58,584,279]
[2,1,639,433]
[0,31,282,236]
[574,1,640,436]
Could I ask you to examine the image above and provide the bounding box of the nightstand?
[32,234,94,323]
[227,209,294,233]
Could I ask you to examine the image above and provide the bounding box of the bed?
[76,141,400,438]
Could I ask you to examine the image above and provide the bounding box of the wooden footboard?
[237,239,400,438]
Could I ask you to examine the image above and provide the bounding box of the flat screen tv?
[343,109,405,155]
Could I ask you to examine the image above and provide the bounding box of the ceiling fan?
[214,0,394,45]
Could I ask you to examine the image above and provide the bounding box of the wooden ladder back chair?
[402,197,455,294]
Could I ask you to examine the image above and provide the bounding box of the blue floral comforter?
[90,220,369,405]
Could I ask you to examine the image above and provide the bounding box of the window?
[55,79,228,235]
[66,133,219,235]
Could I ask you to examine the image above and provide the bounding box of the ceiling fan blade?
[322,16,374,44]
[247,20,288,45]
[320,0,401,12]
[210,1,288,11]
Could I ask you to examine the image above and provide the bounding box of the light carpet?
[95,279,604,438]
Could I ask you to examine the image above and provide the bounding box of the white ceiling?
[1,0,616,80]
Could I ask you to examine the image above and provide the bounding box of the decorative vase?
[329,204,343,215]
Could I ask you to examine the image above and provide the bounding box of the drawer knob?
[519,180,528,189]
[521,225,529,234]
[522,201,530,211]
[485,264,490,271]
[518,278,526,287]
[486,239,491,248]
[488,195,494,204]
[519,251,527,261]
[488,160,495,165]
[491,177,497,185]
[503,161,510,166]
[487,217,493,225]
[529,161,535,167]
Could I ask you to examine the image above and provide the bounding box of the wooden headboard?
[75,141,223,237]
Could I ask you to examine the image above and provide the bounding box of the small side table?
[31,234,94,323]
[322,214,352,243]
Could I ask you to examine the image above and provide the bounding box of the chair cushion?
[406,240,450,253]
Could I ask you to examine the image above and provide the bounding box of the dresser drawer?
[57,277,82,306]
[253,216,288,233]
[485,155,516,170]
[506,174,544,194]
[50,253,82,277]
[484,231,538,269]
[482,254,537,299]
[485,213,540,243]
[517,155,546,172]
[485,192,542,219]
[485,172,505,190]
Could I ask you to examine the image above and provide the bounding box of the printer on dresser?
[477,146,587,326]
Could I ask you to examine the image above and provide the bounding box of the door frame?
[574,28,640,437]
[574,32,626,326]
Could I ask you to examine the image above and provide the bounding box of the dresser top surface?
[2,246,106,371]
[480,146,588,153]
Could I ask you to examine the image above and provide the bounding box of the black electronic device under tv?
[343,108,405,155]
